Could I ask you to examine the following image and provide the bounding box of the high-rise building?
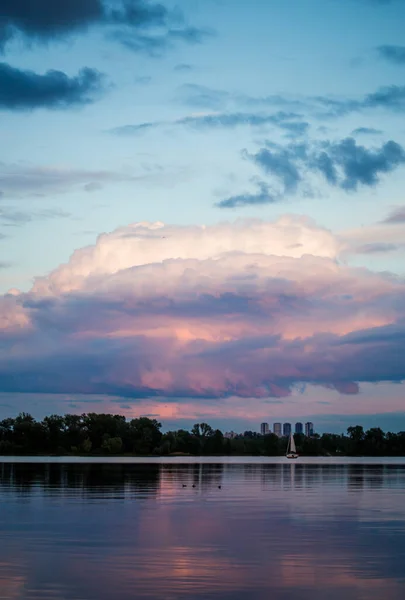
[283,422,292,437]
[295,422,303,435]
[305,422,314,437]
[273,422,282,437]
[260,422,269,436]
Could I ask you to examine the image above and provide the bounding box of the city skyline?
[1,1,405,430]
[260,422,315,437]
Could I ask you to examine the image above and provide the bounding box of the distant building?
[273,422,282,437]
[283,422,292,437]
[224,431,237,439]
[260,422,269,436]
[305,422,314,437]
[295,422,303,435]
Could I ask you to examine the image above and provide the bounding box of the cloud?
[318,138,405,190]
[176,81,405,119]
[176,83,231,110]
[354,242,399,254]
[215,181,277,209]
[134,75,152,85]
[178,111,307,132]
[174,63,194,72]
[251,144,303,194]
[0,0,103,47]
[377,45,405,64]
[381,206,405,224]
[340,212,405,254]
[176,83,308,113]
[30,217,339,295]
[0,262,11,269]
[359,0,400,4]
[2,217,405,402]
[0,62,104,110]
[363,85,405,111]
[0,162,167,198]
[111,111,309,136]
[0,0,211,55]
[318,85,405,116]
[111,26,213,57]
[222,137,405,205]
[352,127,383,135]
[0,207,72,226]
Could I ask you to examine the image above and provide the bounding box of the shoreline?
[1,455,405,464]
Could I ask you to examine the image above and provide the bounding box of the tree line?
[0,413,404,456]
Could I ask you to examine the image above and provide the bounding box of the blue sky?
[1,0,405,431]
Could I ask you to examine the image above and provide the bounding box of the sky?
[1,0,405,432]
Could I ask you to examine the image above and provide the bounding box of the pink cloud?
[1,217,405,406]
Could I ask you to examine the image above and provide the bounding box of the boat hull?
[286,453,299,459]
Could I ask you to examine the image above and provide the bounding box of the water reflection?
[0,463,405,599]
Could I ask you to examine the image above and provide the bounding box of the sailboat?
[286,432,299,459]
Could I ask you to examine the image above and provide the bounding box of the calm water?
[1,459,405,599]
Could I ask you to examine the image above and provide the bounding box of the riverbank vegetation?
[0,414,404,456]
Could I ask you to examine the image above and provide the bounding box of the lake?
[1,458,405,599]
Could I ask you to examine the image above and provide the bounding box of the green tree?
[101,436,123,454]
[263,433,279,456]
[81,438,92,453]
[129,417,162,454]
[13,413,46,454]
[204,429,224,454]
[364,428,386,456]
[64,414,86,451]
[347,425,365,455]
[192,423,214,438]
[43,414,66,454]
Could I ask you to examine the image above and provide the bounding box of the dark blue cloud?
[352,127,383,135]
[322,138,405,190]
[318,85,405,116]
[0,62,104,110]
[174,63,194,72]
[309,151,338,185]
[112,121,156,135]
[377,45,405,64]
[364,85,405,111]
[251,145,303,194]
[111,111,308,135]
[177,83,310,115]
[218,138,405,207]
[0,0,102,47]
[215,181,276,209]
[281,121,310,136]
[178,111,305,131]
[177,81,405,120]
[0,0,209,54]
[112,27,213,57]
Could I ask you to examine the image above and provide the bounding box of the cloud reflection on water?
[0,463,404,599]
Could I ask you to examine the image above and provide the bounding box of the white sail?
[289,433,296,454]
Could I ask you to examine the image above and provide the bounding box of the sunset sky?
[1,0,405,431]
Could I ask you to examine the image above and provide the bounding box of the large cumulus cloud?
[1,217,405,401]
